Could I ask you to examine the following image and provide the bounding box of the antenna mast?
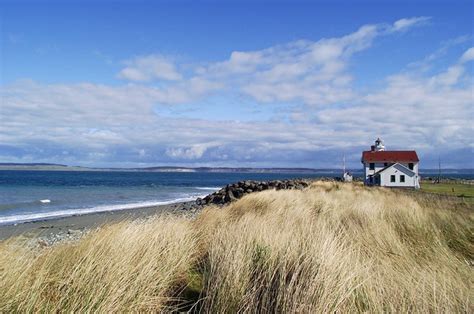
[437,156,441,184]
[343,154,346,176]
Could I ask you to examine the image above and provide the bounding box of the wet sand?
[0,201,198,240]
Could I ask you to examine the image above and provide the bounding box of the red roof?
[361,150,419,163]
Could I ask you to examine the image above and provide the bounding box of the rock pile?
[196,179,311,206]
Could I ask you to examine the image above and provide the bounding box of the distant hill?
[137,166,335,173]
[1,163,470,175]
[0,163,84,171]
[0,163,346,174]
[0,163,68,167]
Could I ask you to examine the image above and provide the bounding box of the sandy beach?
[0,201,198,241]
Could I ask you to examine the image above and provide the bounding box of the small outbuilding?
[361,138,420,189]
[343,171,353,182]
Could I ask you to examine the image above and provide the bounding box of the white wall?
[379,167,419,188]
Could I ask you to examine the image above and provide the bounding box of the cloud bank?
[1,17,472,168]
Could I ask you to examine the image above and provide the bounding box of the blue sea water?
[0,170,472,226]
[0,170,334,225]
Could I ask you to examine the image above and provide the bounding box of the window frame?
[400,175,405,183]
[408,163,414,170]
[369,163,375,170]
[390,175,396,183]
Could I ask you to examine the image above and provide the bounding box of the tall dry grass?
[0,216,197,312]
[196,182,473,312]
[0,182,472,312]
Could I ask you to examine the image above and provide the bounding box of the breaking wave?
[0,195,207,226]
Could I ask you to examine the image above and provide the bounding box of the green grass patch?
[421,182,474,204]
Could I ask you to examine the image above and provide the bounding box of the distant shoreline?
[0,163,338,173]
[0,164,472,175]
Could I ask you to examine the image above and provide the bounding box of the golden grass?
[0,216,197,312]
[1,182,473,312]
[197,183,473,312]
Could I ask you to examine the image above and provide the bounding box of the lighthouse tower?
[373,138,385,151]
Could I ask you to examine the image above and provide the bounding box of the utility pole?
[437,156,441,184]
[343,154,346,177]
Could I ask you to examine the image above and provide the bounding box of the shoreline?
[0,178,312,241]
[2,177,472,241]
[0,200,199,241]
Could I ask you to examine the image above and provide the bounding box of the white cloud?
[427,47,474,86]
[389,16,431,33]
[118,68,149,81]
[407,36,470,71]
[430,65,465,86]
[116,17,432,107]
[317,57,473,151]
[195,19,424,106]
[460,47,474,63]
[118,55,182,81]
[209,24,378,106]
[166,144,212,160]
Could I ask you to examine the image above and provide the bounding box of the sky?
[0,0,473,168]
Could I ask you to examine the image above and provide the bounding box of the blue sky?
[1,0,473,168]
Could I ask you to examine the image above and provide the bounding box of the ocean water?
[0,170,334,225]
[1,170,472,226]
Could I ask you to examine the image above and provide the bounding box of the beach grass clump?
[195,182,473,312]
[0,216,197,312]
[0,181,472,312]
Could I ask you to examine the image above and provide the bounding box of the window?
[390,175,396,182]
[408,163,414,170]
[384,162,388,167]
[369,163,375,170]
[400,175,405,183]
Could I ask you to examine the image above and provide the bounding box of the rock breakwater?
[196,179,311,206]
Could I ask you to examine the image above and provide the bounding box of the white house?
[361,138,420,189]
